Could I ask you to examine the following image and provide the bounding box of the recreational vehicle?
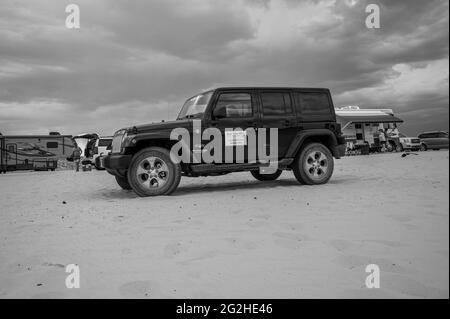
[0,133,74,172]
[335,106,405,154]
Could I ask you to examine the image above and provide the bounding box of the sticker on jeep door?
[225,130,247,146]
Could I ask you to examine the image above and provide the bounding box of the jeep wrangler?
[103,87,346,196]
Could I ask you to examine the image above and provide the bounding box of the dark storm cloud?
[0,0,448,136]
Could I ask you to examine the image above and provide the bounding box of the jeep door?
[208,90,260,164]
[257,90,297,159]
[293,89,336,140]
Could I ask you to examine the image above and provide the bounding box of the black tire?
[396,144,404,152]
[115,175,132,190]
[293,143,334,185]
[127,147,181,196]
[420,143,427,151]
[250,169,282,181]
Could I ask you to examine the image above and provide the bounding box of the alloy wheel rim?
[304,150,328,180]
[136,156,169,189]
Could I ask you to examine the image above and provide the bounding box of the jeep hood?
[129,119,192,134]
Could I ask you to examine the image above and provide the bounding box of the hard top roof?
[212,86,330,91]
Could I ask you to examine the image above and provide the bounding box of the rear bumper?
[103,154,132,170]
[334,143,347,158]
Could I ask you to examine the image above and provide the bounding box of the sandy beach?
[0,151,448,298]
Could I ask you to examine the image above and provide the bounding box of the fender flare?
[285,129,340,158]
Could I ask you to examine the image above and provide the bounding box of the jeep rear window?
[295,92,331,115]
[178,91,213,119]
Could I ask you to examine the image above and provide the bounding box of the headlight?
[111,130,127,153]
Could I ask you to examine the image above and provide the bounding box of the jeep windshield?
[177,91,213,120]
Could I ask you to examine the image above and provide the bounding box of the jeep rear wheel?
[115,175,132,190]
[127,147,181,196]
[250,169,282,181]
[293,143,334,185]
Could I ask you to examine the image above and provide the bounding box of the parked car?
[398,133,421,152]
[93,136,113,169]
[418,131,449,151]
[103,87,346,197]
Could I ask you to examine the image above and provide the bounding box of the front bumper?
[103,154,132,170]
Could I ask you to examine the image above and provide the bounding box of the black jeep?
[103,87,346,196]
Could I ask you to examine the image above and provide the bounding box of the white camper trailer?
[0,133,74,172]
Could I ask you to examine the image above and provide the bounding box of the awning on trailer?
[336,114,403,123]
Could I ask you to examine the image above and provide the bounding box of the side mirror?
[212,106,227,119]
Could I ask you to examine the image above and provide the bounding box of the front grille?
[111,131,125,153]
[411,139,420,144]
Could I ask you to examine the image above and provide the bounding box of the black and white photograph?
[0,0,448,305]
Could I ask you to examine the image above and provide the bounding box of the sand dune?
[0,151,448,298]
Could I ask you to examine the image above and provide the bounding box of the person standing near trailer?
[72,143,82,172]
[378,128,387,152]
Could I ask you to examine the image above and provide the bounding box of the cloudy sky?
[0,0,448,136]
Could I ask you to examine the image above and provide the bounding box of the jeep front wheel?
[293,143,334,185]
[250,169,282,181]
[127,147,181,196]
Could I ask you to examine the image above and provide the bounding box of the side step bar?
[190,158,294,174]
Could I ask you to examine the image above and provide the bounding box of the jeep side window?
[295,92,331,115]
[261,92,292,116]
[214,93,253,118]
